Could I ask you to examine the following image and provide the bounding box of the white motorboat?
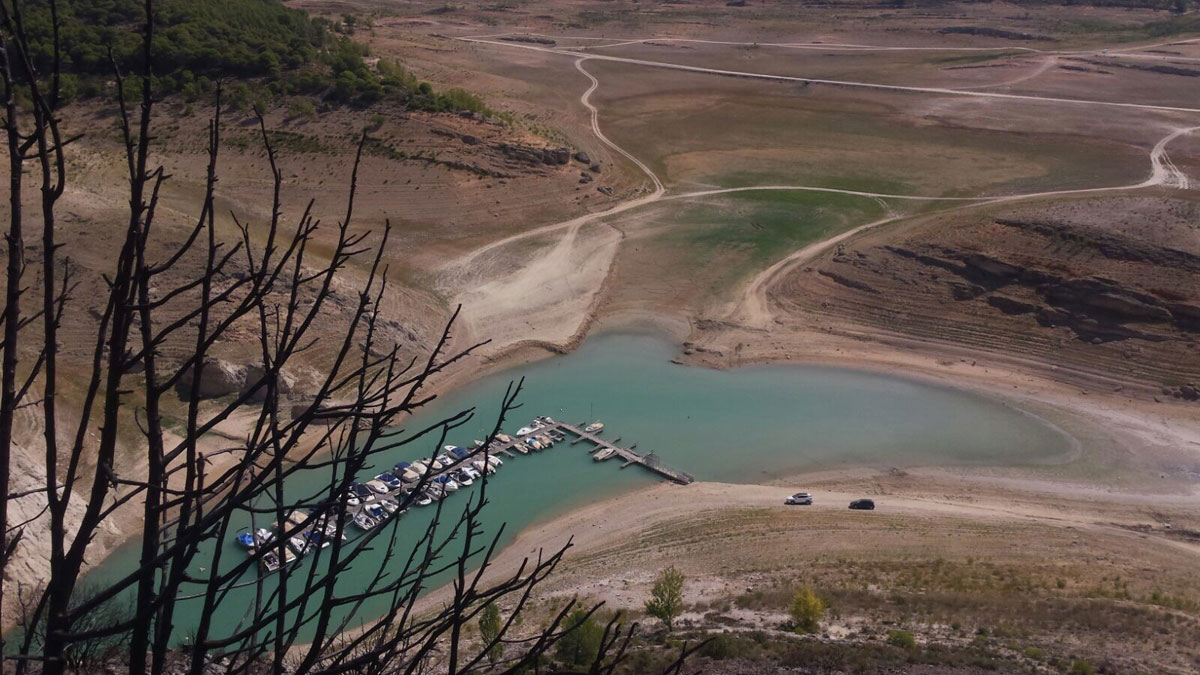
[254,528,276,547]
[512,443,529,455]
[410,461,429,475]
[353,512,377,530]
[366,480,391,494]
[593,448,615,462]
[288,535,309,556]
[585,422,604,434]
[515,426,536,437]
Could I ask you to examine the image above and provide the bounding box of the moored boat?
[593,448,615,462]
[288,535,309,555]
[261,551,284,573]
[585,422,604,434]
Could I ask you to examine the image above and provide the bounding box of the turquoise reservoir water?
[79,331,1070,643]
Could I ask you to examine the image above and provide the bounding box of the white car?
[785,492,813,506]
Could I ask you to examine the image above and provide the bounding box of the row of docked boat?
[506,416,567,454]
[235,416,601,572]
[235,493,408,572]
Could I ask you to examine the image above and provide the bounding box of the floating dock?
[486,420,693,485]
[558,422,694,485]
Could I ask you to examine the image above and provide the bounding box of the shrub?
[288,99,317,120]
[1070,660,1096,675]
[645,567,685,631]
[478,602,503,666]
[789,587,825,634]
[554,609,603,667]
[887,630,916,648]
[699,632,742,660]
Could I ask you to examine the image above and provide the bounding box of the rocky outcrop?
[574,151,591,164]
[1042,278,1175,323]
[1168,303,1200,330]
[1036,306,1071,327]
[948,282,985,301]
[176,358,298,403]
[242,364,297,403]
[1069,57,1200,78]
[987,295,1037,315]
[175,358,246,400]
[995,219,1200,273]
[875,239,1198,344]
[499,143,572,166]
[938,26,1053,41]
[884,246,967,275]
[1084,292,1173,322]
[818,270,878,294]
[963,254,1023,281]
[499,35,556,45]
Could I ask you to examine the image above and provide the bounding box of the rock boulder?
[175,358,246,400]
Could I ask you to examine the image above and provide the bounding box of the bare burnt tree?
[0,1,701,673]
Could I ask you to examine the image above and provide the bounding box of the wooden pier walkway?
[555,422,694,485]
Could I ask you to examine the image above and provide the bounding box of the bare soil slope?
[769,194,1200,395]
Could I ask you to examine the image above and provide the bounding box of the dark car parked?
[849,498,875,510]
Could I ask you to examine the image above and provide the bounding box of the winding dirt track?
[444,32,1200,348]
[458,35,1200,114]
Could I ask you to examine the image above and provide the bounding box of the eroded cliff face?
[3,438,107,627]
[772,196,1200,393]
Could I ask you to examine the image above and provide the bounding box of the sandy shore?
[413,464,1200,616]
